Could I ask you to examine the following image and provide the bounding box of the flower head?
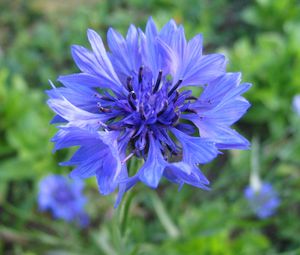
[47,18,251,206]
[244,182,280,219]
[38,174,89,227]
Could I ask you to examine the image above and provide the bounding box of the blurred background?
[0,0,300,254]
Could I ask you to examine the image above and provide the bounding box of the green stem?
[120,190,134,236]
[111,160,140,254]
[250,136,262,191]
[149,191,180,239]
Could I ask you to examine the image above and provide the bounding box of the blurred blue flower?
[47,18,251,206]
[244,182,280,219]
[292,94,300,115]
[38,175,89,227]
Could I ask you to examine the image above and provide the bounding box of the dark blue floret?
[38,175,89,227]
[244,182,280,219]
[47,17,251,207]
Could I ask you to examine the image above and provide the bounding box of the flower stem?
[120,190,134,236]
[149,191,180,239]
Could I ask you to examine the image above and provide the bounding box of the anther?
[99,107,111,113]
[184,108,198,114]
[126,76,133,92]
[174,91,179,102]
[157,100,168,116]
[172,112,180,126]
[128,92,137,110]
[131,91,137,100]
[107,124,121,131]
[138,66,144,84]
[97,102,111,113]
[185,96,198,101]
[168,79,183,97]
[94,93,114,101]
[153,70,163,94]
[139,105,146,120]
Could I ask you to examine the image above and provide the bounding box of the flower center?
[95,67,197,157]
[54,187,75,203]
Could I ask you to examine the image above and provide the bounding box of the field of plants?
[1,0,300,254]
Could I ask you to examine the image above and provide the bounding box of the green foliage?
[1,0,300,254]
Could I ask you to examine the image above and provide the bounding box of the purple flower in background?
[292,94,300,115]
[47,17,251,206]
[244,182,280,219]
[38,175,89,227]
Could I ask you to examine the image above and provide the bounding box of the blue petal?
[195,72,242,110]
[202,97,250,126]
[95,131,122,195]
[114,165,139,208]
[156,37,178,76]
[145,17,158,43]
[107,25,141,83]
[58,129,122,195]
[47,86,107,126]
[181,53,227,86]
[142,17,162,77]
[58,73,102,88]
[65,147,106,178]
[50,115,66,124]
[126,25,141,71]
[184,114,250,149]
[159,19,177,45]
[51,127,100,151]
[107,28,132,74]
[138,135,167,188]
[185,34,203,66]
[164,162,210,189]
[96,152,121,195]
[86,29,126,95]
[171,128,219,164]
[71,45,101,75]
[87,29,118,77]
[47,97,103,126]
[58,72,125,96]
[172,25,186,61]
[48,85,98,112]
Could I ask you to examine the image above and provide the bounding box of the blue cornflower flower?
[38,175,89,227]
[292,94,300,116]
[47,18,251,206]
[244,182,280,219]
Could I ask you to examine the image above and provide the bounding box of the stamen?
[172,111,180,125]
[174,90,180,102]
[126,76,133,92]
[131,91,137,100]
[97,102,111,113]
[157,100,168,116]
[138,66,144,84]
[185,96,198,101]
[99,107,111,113]
[107,124,121,131]
[153,70,163,93]
[166,144,178,156]
[128,92,137,110]
[121,151,135,164]
[168,79,183,97]
[184,108,198,114]
[139,104,146,120]
[94,94,114,101]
